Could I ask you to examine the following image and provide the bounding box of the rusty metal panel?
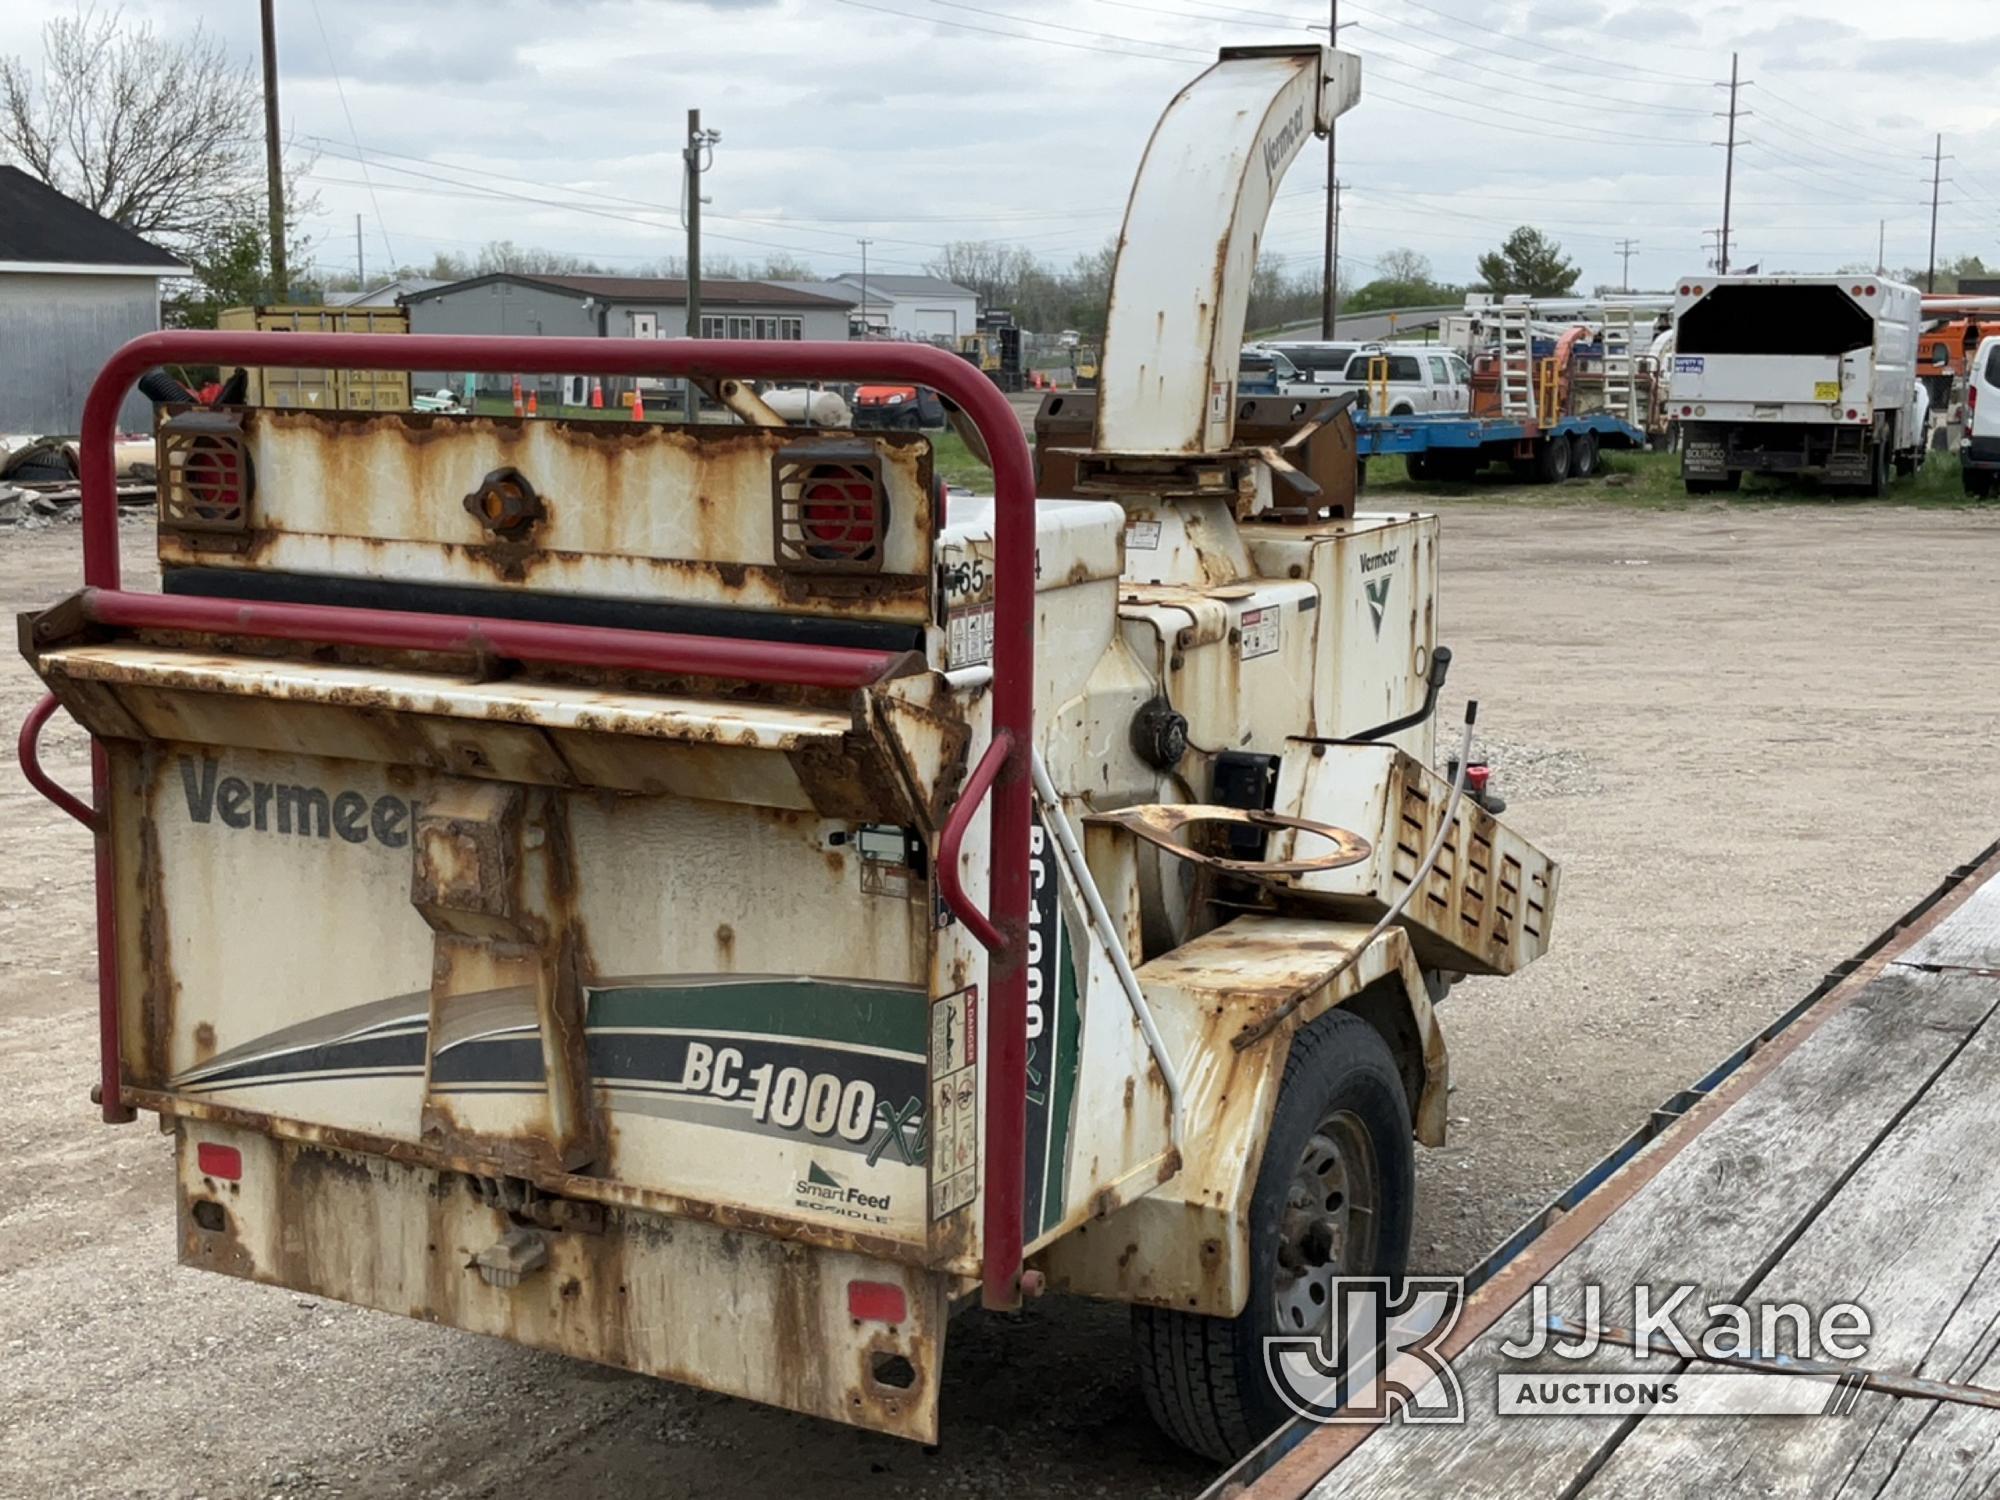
[176,1122,949,1441]
[1035,917,1439,1315]
[1276,744,1560,977]
[157,411,936,624]
[1243,512,1437,755]
[36,644,853,805]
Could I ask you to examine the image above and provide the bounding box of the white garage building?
[778,274,978,342]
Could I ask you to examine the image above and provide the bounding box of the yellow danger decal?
[1814,381,1841,401]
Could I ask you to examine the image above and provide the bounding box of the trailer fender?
[1032,917,1444,1317]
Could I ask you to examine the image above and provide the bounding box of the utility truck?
[1671,274,1929,495]
[17,43,1558,1464]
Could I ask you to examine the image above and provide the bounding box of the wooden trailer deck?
[1221,840,2000,1500]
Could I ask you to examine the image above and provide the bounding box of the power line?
[306,0,394,270]
[830,0,1190,60]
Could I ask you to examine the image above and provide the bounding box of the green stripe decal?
[1040,919,1082,1238]
[585,978,927,1055]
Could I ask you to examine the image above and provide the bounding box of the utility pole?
[683,110,721,338]
[259,0,287,299]
[1877,219,1886,277]
[1716,52,1743,277]
[857,238,874,337]
[1615,237,1639,293]
[355,213,364,289]
[1927,134,1944,292]
[1321,0,1339,337]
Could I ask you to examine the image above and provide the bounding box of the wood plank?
[1304,964,2000,1499]
[1896,875,2000,973]
[1576,969,2000,1496]
[1835,1244,2000,1499]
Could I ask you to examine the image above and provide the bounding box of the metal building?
[0,166,187,433]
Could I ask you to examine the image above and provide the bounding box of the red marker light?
[197,1142,242,1181]
[1679,283,1691,295]
[1681,405,1692,416]
[1865,284,1877,296]
[848,1279,908,1325]
[1846,408,1858,420]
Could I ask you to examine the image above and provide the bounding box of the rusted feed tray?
[1216,840,2000,1500]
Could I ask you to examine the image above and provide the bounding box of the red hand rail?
[18,693,97,830]
[937,731,1015,953]
[51,330,1038,1307]
[74,588,901,690]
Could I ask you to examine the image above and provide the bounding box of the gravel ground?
[5,498,2000,1498]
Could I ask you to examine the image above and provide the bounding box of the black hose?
[138,369,197,405]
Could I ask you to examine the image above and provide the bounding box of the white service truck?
[1671,274,1929,495]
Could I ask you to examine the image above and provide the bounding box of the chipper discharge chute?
[18,42,1558,1462]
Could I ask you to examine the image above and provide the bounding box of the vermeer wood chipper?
[17,43,1556,1460]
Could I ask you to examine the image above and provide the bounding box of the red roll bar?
[46,330,1039,1310]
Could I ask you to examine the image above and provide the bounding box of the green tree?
[1475,227,1582,297]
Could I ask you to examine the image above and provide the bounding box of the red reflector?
[1865,284,1877,296]
[1679,284,1691,295]
[196,1142,242,1181]
[848,1279,908,1324]
[1971,385,1979,411]
[1846,409,1858,420]
[801,477,879,549]
[1681,405,1692,416]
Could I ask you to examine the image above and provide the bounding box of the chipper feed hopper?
[17,44,1556,1461]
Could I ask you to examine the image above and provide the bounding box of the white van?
[1962,334,2000,497]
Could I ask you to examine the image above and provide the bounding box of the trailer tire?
[1130,1008,1415,1462]
[1571,430,1599,477]
[1535,432,1573,484]
[1405,452,1433,482]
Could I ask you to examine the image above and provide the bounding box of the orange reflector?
[196,1141,242,1181]
[848,1279,907,1324]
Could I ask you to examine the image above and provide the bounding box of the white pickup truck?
[1250,341,1471,415]
[1671,274,1929,495]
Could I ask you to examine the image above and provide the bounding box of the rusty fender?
[1032,919,1444,1318]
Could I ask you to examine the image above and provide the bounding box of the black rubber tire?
[1405,452,1433,482]
[1131,1009,1415,1462]
[1354,456,1368,491]
[1571,430,1599,477]
[1966,469,1995,499]
[1535,431,1573,484]
[1861,440,1888,498]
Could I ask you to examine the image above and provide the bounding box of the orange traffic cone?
[631,388,646,422]
[527,390,539,417]
[511,376,524,417]
[590,378,604,410]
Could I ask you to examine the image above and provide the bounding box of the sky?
[2,0,1997,294]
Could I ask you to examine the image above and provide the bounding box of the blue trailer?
[1355,409,1646,485]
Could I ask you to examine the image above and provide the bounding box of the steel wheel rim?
[1272,1109,1380,1334]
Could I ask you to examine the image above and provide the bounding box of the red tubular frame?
[49,330,1039,1309]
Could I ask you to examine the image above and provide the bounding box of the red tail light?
[1970,384,1979,412]
[847,1279,908,1324]
[774,441,887,572]
[802,473,880,553]
[196,1142,242,1181]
